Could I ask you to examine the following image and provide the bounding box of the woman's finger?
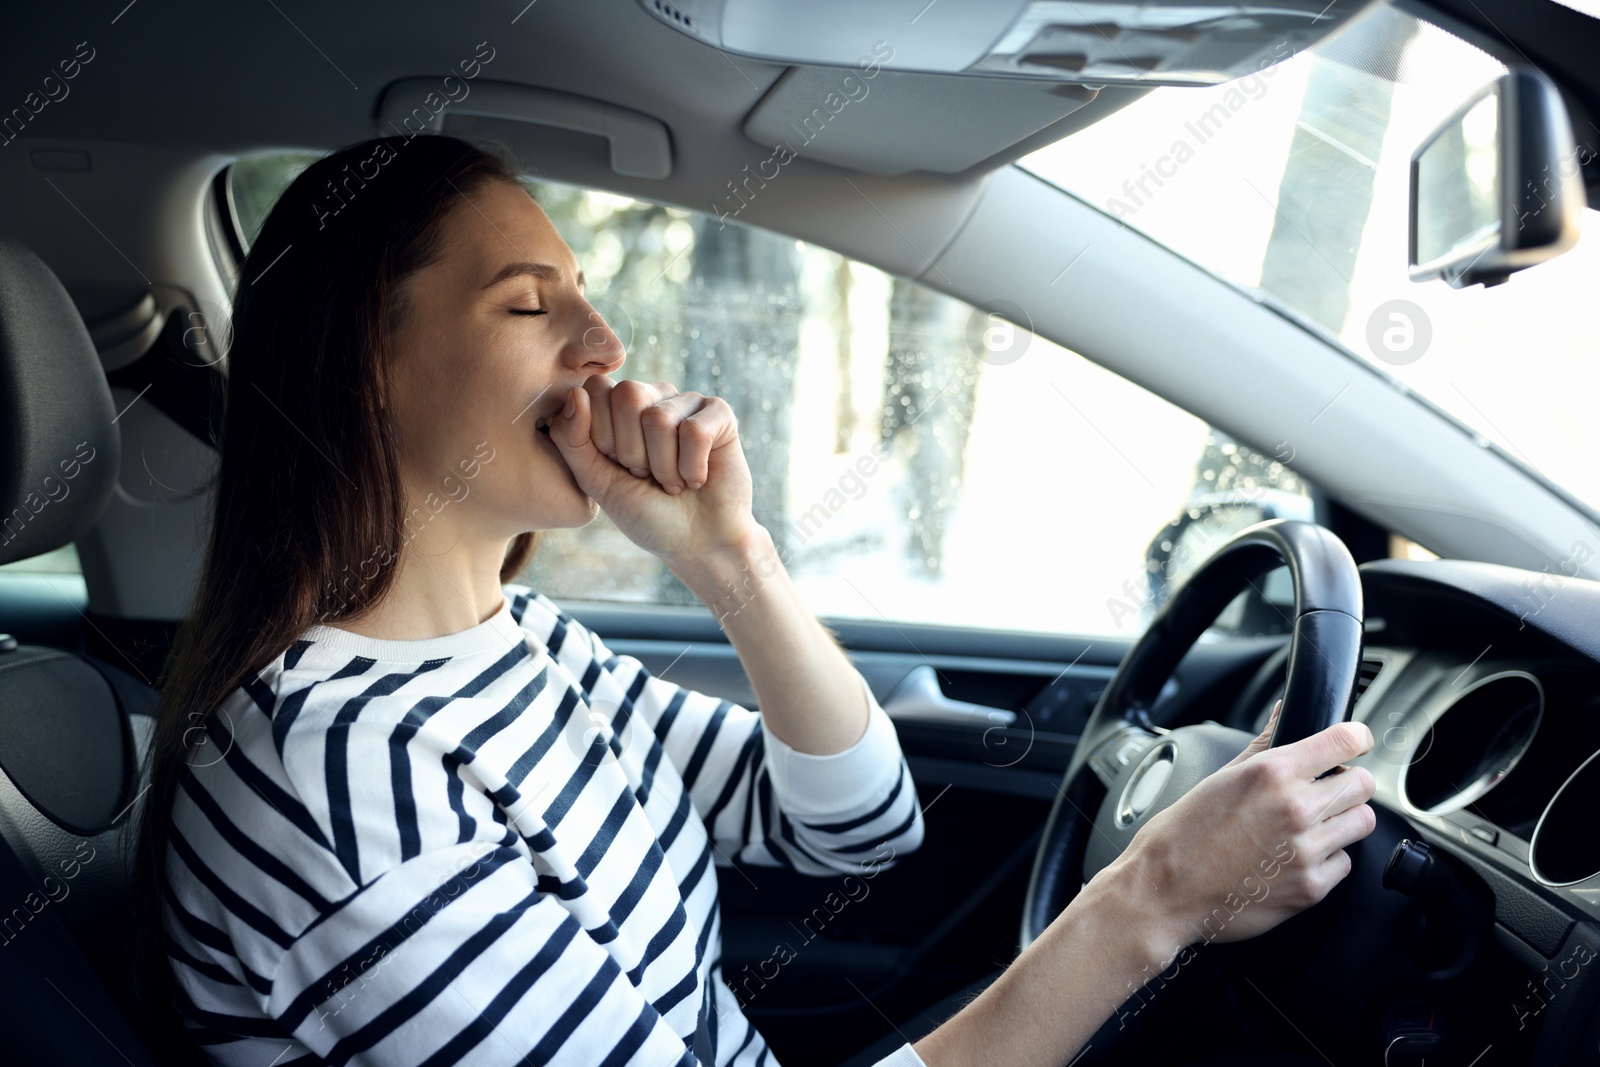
[550,385,627,500]
[1304,801,1377,864]
[642,393,703,494]
[1302,762,1376,827]
[584,377,619,461]
[1298,847,1355,908]
[1226,698,1282,768]
[678,396,736,490]
[1277,719,1374,781]
[608,379,658,475]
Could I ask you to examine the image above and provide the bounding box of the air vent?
[1355,657,1384,703]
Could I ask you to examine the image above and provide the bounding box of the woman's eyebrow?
[480,261,586,290]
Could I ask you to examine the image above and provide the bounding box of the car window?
[0,544,81,575]
[227,160,1326,637]
[228,153,321,249]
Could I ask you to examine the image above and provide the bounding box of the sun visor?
[742,67,1095,176]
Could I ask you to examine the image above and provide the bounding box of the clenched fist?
[549,377,761,567]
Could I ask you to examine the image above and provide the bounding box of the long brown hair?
[130,133,536,1035]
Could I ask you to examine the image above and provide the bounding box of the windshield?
[1021,2,1600,515]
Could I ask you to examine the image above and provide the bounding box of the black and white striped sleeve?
[523,590,926,876]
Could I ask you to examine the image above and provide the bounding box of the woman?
[135,134,1377,1067]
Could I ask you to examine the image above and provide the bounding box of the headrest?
[0,235,120,566]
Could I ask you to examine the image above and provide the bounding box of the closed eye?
[510,308,547,317]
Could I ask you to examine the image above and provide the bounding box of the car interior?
[2,0,1600,1064]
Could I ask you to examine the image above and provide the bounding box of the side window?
[519,179,1314,637]
[0,544,81,576]
[227,153,321,249]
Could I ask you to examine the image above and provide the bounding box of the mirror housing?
[1409,68,1586,289]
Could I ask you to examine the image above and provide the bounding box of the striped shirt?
[164,583,930,1066]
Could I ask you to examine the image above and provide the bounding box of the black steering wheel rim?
[1019,519,1364,950]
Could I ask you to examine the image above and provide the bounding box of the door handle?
[882,665,1017,727]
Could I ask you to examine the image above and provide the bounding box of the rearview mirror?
[1410,68,1586,289]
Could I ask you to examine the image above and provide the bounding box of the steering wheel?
[1020,519,1365,949]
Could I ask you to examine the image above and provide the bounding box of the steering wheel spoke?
[1084,723,1162,789]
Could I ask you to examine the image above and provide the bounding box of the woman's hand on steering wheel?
[1101,706,1377,956]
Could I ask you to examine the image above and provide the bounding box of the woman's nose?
[569,300,626,372]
